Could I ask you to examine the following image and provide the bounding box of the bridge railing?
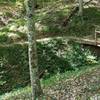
[95,25,100,46]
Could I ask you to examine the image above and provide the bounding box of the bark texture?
[24,0,42,100]
[79,0,83,16]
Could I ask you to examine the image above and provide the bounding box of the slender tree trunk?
[98,0,100,7]
[34,0,37,6]
[98,0,100,4]
[24,0,43,100]
[79,0,83,16]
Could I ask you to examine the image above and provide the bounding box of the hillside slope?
[0,1,100,44]
[0,64,100,100]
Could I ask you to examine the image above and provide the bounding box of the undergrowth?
[0,63,100,100]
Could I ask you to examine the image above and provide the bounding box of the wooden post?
[95,25,100,46]
[95,28,97,45]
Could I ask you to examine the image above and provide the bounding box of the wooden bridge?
[69,26,100,47]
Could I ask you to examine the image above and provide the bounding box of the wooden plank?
[69,37,100,47]
[0,36,100,47]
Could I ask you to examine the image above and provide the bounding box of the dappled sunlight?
[0,0,100,99]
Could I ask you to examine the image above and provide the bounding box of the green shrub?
[65,41,97,69]
[0,38,97,94]
[37,38,70,74]
[0,44,29,94]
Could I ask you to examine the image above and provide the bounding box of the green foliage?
[35,7,100,37]
[0,7,100,43]
[0,86,31,100]
[65,41,97,69]
[0,0,100,98]
[37,38,70,75]
[0,38,97,94]
[0,33,8,43]
[0,0,16,3]
[0,44,29,94]
[0,64,100,100]
[68,7,100,37]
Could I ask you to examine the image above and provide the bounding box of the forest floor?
[0,1,100,44]
[0,64,100,100]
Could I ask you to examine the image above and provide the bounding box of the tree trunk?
[98,0,100,4]
[24,0,43,100]
[79,0,83,16]
[98,0,100,7]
